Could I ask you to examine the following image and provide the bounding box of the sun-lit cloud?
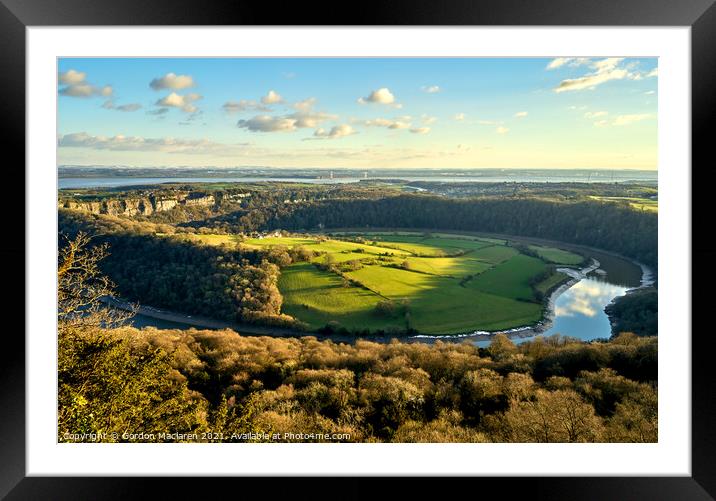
[554,58,628,93]
[421,85,440,93]
[116,103,142,112]
[293,97,317,111]
[358,87,401,107]
[584,111,608,118]
[514,111,528,118]
[261,90,284,105]
[58,132,231,154]
[156,92,203,113]
[149,73,195,91]
[147,108,169,116]
[60,83,113,98]
[58,69,87,85]
[236,97,337,133]
[552,58,655,94]
[421,114,437,125]
[288,110,338,128]
[612,113,655,126]
[592,113,655,127]
[58,69,112,98]
[454,113,466,121]
[545,57,591,70]
[309,124,356,140]
[496,126,509,134]
[102,100,142,112]
[237,115,298,132]
[363,117,411,129]
[222,100,272,113]
[410,127,430,134]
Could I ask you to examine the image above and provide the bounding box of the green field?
[187,231,581,334]
[528,245,584,265]
[589,195,658,213]
[534,270,571,296]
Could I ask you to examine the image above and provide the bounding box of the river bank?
[110,229,649,345]
[408,258,601,343]
[108,257,602,346]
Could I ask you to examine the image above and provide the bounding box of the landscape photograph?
[57,57,658,444]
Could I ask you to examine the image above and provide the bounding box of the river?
[124,243,651,346]
[58,170,657,190]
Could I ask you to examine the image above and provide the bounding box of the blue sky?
[57,57,658,169]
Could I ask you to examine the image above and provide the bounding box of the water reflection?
[474,276,631,348]
[542,278,627,340]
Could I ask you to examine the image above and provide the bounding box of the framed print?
[4,0,716,497]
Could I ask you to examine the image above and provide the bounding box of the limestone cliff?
[59,190,221,216]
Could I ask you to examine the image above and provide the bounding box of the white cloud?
[584,111,608,119]
[592,113,655,127]
[496,126,509,134]
[156,92,203,113]
[236,99,337,132]
[291,112,337,128]
[410,127,430,134]
[59,69,113,99]
[261,90,284,105]
[358,87,398,107]
[514,111,528,118]
[363,118,411,129]
[421,85,440,94]
[102,100,142,112]
[646,67,658,78]
[59,69,86,85]
[454,113,466,121]
[149,73,195,90]
[546,57,591,70]
[116,103,142,112]
[293,97,317,111]
[591,57,624,73]
[310,124,356,139]
[58,132,229,154]
[554,58,629,93]
[224,93,301,114]
[421,114,437,125]
[612,113,654,126]
[222,100,271,113]
[237,115,298,132]
[644,90,656,95]
[156,92,186,107]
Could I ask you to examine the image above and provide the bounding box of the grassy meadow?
[185,231,583,335]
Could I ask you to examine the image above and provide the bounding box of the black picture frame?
[4,0,715,498]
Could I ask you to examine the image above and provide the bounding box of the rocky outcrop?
[59,190,221,216]
[104,198,154,216]
[183,193,215,207]
[64,200,103,213]
[61,198,154,216]
[152,197,178,211]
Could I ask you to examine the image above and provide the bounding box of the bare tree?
[57,231,133,331]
